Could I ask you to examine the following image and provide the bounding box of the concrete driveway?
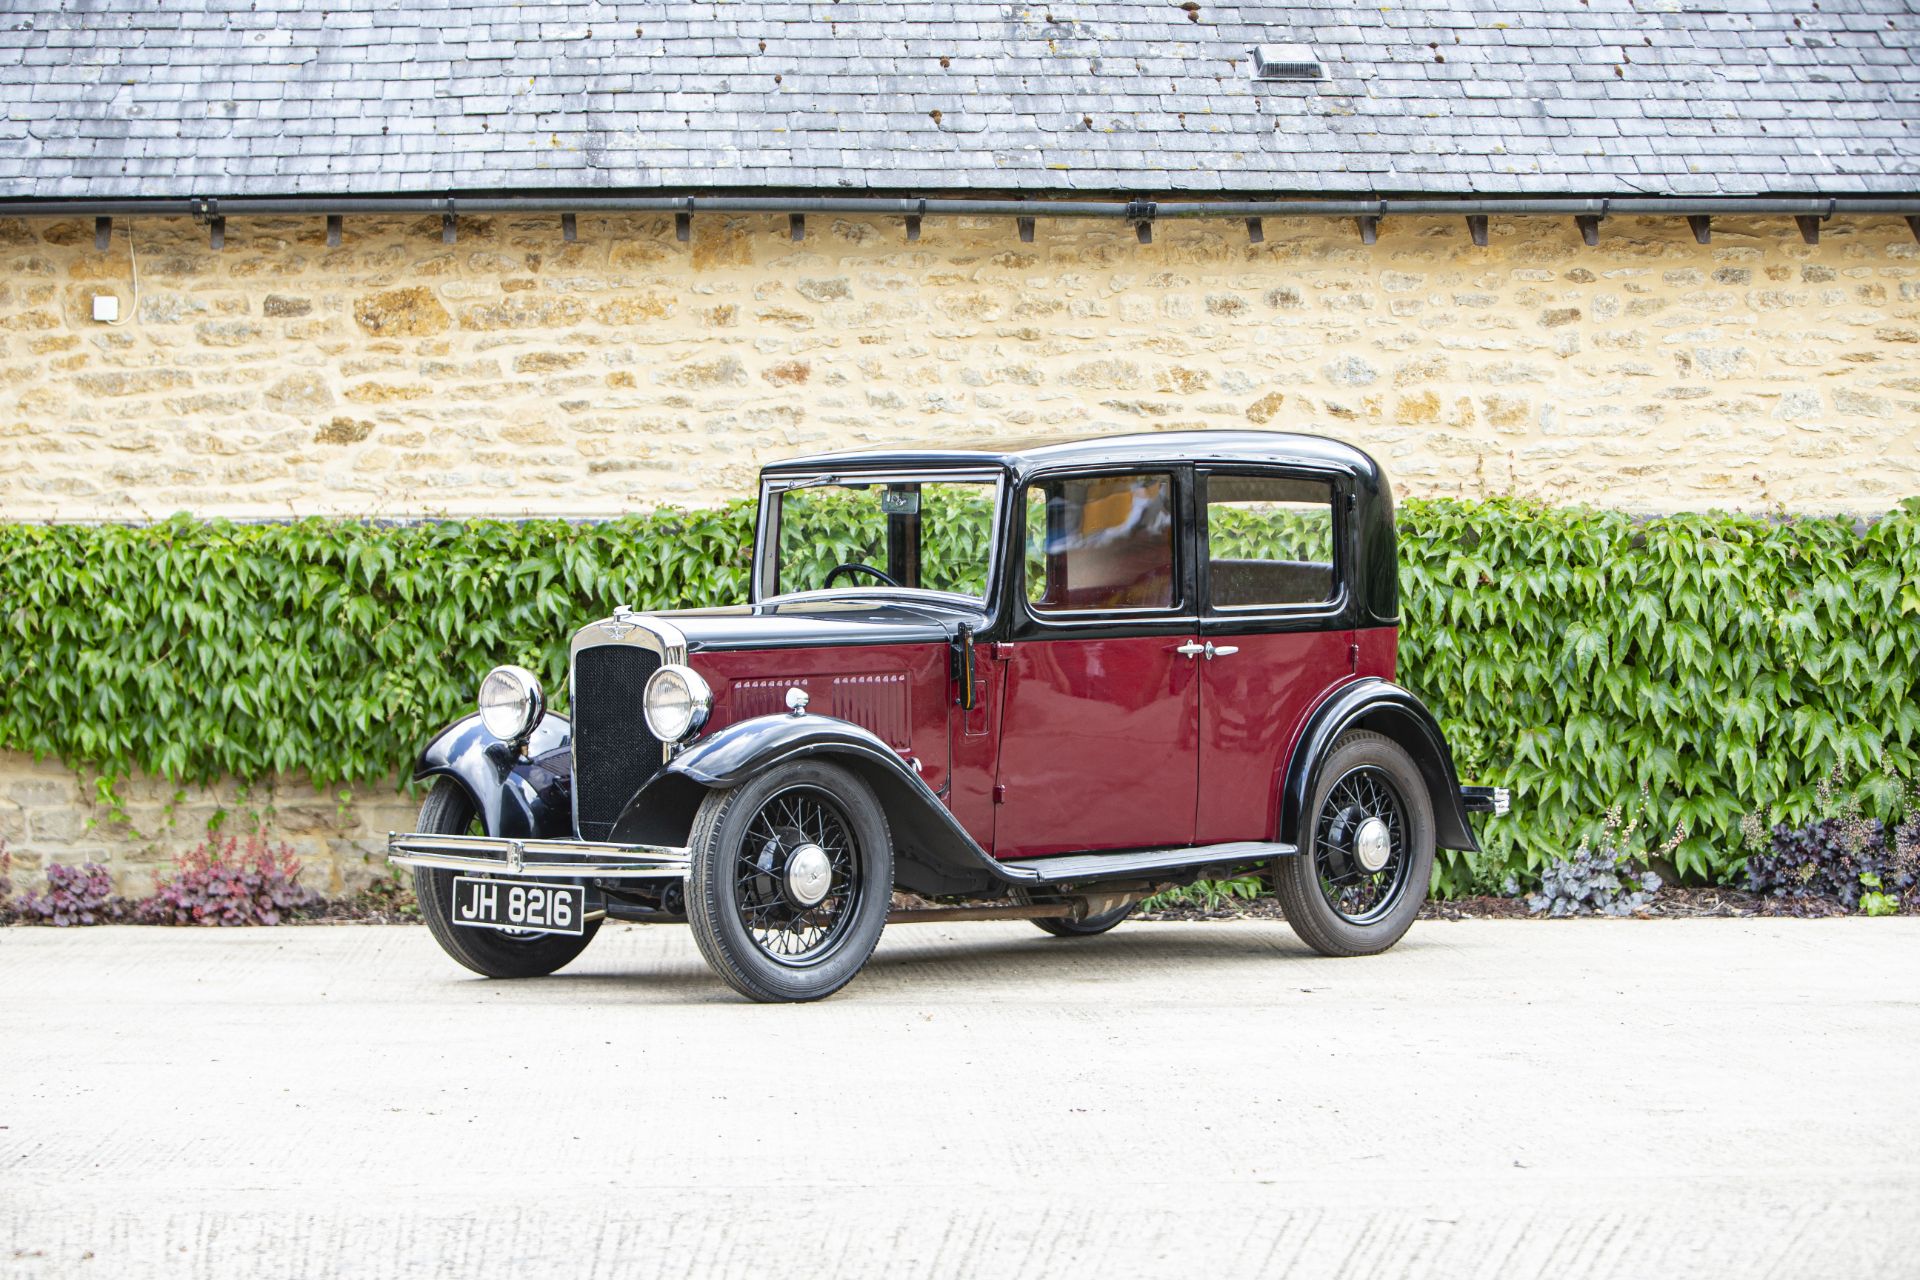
[3,917,1917,1279]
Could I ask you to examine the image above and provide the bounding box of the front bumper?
[386,832,691,880]
[1459,785,1511,817]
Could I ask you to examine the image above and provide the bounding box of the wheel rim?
[1312,765,1413,925]
[731,784,864,967]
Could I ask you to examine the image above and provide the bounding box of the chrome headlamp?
[477,664,544,744]
[643,663,712,743]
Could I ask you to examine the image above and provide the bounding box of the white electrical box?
[92,295,119,322]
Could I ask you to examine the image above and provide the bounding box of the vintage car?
[388,431,1507,1002]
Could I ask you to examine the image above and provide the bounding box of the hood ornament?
[599,603,640,640]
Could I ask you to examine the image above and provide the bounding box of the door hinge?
[1348,642,1360,672]
[992,783,1007,805]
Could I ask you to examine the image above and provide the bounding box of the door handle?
[1206,643,1238,658]
[1174,640,1206,658]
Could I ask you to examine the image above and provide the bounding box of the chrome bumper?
[1459,785,1511,817]
[386,832,691,880]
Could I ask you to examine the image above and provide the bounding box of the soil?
[1139,886,1888,923]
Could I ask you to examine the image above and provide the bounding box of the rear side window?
[1204,474,1336,609]
[1025,473,1177,613]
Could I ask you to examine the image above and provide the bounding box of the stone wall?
[3,210,1917,520]
[5,209,1920,891]
[0,750,416,898]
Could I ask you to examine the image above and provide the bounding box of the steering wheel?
[824,562,901,588]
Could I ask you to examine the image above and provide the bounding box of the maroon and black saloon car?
[388,431,1507,1002]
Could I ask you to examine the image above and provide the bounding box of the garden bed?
[1137,886,1911,923]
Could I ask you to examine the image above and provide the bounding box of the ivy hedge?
[3,498,1917,894]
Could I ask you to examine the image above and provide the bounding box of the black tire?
[686,760,892,1003]
[1272,731,1435,957]
[411,778,601,979]
[1013,890,1136,937]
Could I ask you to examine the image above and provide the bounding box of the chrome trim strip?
[387,831,691,880]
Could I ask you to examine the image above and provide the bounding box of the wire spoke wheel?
[1311,763,1413,926]
[730,784,864,967]
[688,761,893,1002]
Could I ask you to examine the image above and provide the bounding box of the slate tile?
[0,0,1913,200]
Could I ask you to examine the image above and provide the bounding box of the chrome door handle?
[1174,641,1206,658]
[1206,643,1239,658]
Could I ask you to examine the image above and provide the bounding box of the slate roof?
[2,0,1916,200]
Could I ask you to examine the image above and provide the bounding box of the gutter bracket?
[194,197,224,250]
[1125,198,1156,244]
[676,197,693,243]
[442,198,457,245]
[1795,201,1833,246]
[1574,200,1606,247]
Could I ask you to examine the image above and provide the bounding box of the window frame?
[753,468,1007,608]
[1196,464,1352,629]
[1015,465,1192,628]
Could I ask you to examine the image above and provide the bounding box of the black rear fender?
[1282,680,1479,853]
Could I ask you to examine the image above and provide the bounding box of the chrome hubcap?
[785,842,832,907]
[1353,816,1392,873]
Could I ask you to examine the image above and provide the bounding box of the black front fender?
[413,712,573,840]
[1283,679,1479,853]
[610,714,1009,896]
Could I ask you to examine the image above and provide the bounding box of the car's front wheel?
[686,760,892,1003]
[1272,731,1435,957]
[411,778,601,978]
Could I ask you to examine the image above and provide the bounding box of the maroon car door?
[1194,470,1352,846]
[992,471,1200,858]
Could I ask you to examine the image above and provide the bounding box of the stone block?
[354,287,451,337]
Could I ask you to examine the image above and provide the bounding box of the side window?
[1025,473,1177,613]
[1204,474,1337,609]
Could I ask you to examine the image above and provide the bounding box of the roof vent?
[1251,44,1324,81]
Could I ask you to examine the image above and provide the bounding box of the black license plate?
[451,876,586,936]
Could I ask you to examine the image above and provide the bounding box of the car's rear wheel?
[411,778,601,978]
[686,760,892,1003]
[1272,731,1434,957]
[1013,889,1136,937]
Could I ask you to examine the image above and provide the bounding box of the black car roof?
[760,430,1385,483]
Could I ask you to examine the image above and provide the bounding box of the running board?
[993,840,1296,886]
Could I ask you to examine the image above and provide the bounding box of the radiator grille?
[571,643,665,841]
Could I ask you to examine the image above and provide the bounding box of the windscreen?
[773,477,998,599]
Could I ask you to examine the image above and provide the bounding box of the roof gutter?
[5,193,1919,218]
[5,192,1917,246]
